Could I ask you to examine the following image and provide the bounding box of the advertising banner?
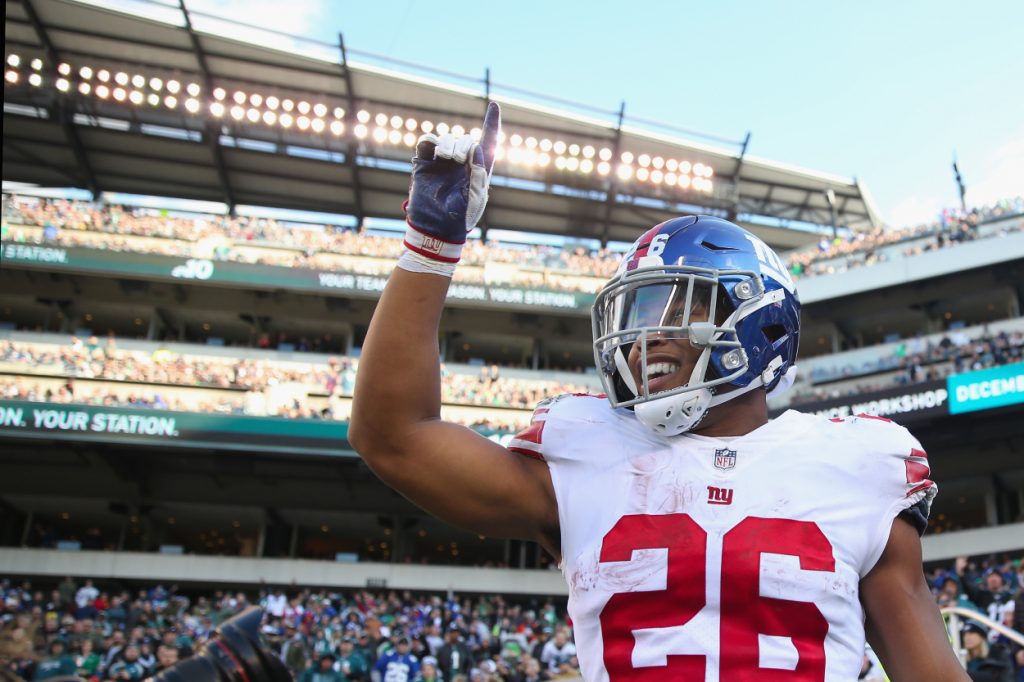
[1,243,594,312]
[775,380,950,424]
[947,362,1024,415]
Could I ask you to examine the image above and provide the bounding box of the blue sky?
[91,0,1024,227]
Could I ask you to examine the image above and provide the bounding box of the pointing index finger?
[480,101,501,174]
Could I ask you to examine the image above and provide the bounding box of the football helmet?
[592,215,800,436]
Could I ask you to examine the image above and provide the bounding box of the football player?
[349,103,969,681]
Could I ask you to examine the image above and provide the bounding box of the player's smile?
[627,338,701,395]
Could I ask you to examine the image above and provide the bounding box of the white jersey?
[510,395,936,682]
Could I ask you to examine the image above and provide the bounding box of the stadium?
[1,0,1022,680]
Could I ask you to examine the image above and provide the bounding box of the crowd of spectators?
[786,196,1024,280]
[0,335,594,433]
[2,552,1021,681]
[6,194,1022,294]
[0,579,583,681]
[789,327,1024,406]
[1,196,618,293]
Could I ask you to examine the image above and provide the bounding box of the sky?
[87,0,1023,228]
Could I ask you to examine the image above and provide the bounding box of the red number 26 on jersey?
[599,514,835,681]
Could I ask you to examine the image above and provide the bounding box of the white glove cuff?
[397,250,457,278]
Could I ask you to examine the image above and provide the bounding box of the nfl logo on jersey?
[714,448,737,470]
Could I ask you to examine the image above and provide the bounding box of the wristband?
[397,250,457,278]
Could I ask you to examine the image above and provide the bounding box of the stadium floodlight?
[186,83,200,96]
[263,110,277,125]
[164,95,177,108]
[693,162,705,177]
[509,134,522,147]
[233,90,246,104]
[5,70,18,84]
[403,131,416,146]
[617,164,633,180]
[373,126,387,142]
[230,105,245,120]
[582,145,595,159]
[599,147,612,161]
[471,127,482,141]
[636,167,650,181]
[114,71,128,85]
[29,73,43,87]
[185,97,200,113]
[79,66,93,79]
[250,93,263,107]
[112,86,126,101]
[554,156,567,170]
[97,69,110,82]
[354,123,367,138]
[704,165,714,178]
[553,140,567,154]
[621,151,634,164]
[666,158,678,172]
[335,107,345,119]
[59,63,72,76]
[566,157,580,171]
[247,108,260,123]
[314,103,327,117]
[451,124,465,136]
[651,169,664,184]
[357,109,370,123]
[388,128,402,144]
[538,152,551,167]
[311,118,325,133]
[167,80,180,94]
[507,147,523,164]
[525,136,538,149]
[580,158,594,174]
[678,174,691,189]
[210,101,225,117]
[129,90,144,104]
[266,96,279,110]
[77,82,90,95]
[296,115,310,130]
[6,54,19,68]
[638,154,651,168]
[679,160,691,174]
[597,160,611,176]
[31,58,43,71]
[568,143,580,157]
[436,122,449,135]
[665,172,677,186]
[330,120,344,135]
[298,101,311,115]
[540,138,552,152]
[56,77,70,91]
[389,114,402,129]
[404,117,417,131]
[213,87,226,100]
[280,112,293,128]
[131,74,145,88]
[653,156,665,169]
[420,120,433,133]
[374,112,387,126]
[147,92,160,106]
[282,99,295,112]
[149,77,162,91]
[494,146,506,160]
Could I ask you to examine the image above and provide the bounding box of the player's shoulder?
[815,411,924,455]
[509,393,615,461]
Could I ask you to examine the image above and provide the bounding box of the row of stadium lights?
[4,54,714,192]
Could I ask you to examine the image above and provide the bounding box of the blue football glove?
[403,102,500,263]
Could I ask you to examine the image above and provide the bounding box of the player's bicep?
[362,418,558,546]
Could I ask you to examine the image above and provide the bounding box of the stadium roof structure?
[3,0,882,249]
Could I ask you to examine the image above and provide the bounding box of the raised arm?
[348,104,559,554]
[860,518,969,682]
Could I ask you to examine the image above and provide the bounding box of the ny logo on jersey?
[707,486,734,505]
[714,448,737,470]
[421,235,445,254]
